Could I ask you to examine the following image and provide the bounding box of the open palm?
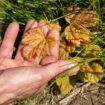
[0,20,60,69]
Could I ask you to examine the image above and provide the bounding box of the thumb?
[39,60,80,82]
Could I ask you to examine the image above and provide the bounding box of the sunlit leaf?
[80,63,103,83]
[21,26,56,60]
[65,11,99,27]
[56,76,76,95]
[82,44,102,57]
[64,25,91,47]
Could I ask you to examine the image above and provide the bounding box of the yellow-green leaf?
[80,63,103,83]
[64,25,91,47]
[56,76,75,95]
[82,44,102,57]
[65,11,99,28]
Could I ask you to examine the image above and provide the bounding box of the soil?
[34,77,105,105]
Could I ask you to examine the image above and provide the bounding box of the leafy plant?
[0,0,105,104]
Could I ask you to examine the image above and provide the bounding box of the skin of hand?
[0,20,79,105]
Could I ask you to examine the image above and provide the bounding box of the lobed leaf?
[65,11,99,28]
[64,25,91,47]
[21,24,57,60]
[80,63,103,83]
[56,76,75,95]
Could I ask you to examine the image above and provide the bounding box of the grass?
[0,0,105,105]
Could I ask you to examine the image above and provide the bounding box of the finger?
[38,20,49,35]
[23,20,37,34]
[0,22,19,58]
[39,60,80,83]
[15,20,37,60]
[40,29,59,65]
[0,58,22,70]
[48,29,59,59]
[40,55,57,65]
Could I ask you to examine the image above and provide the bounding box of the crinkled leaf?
[80,63,103,83]
[56,76,76,95]
[82,44,102,57]
[65,11,99,27]
[21,27,56,60]
[64,25,91,47]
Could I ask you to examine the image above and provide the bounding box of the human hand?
[0,20,79,105]
[0,20,61,68]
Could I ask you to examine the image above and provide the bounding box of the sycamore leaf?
[82,44,102,57]
[65,11,99,27]
[56,76,76,95]
[91,63,103,82]
[80,63,103,83]
[21,27,56,60]
[64,25,91,47]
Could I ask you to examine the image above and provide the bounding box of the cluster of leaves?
[0,0,105,96]
[21,8,105,95]
[56,8,105,94]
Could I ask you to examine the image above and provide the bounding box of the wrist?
[0,70,15,105]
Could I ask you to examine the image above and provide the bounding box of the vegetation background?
[0,0,105,105]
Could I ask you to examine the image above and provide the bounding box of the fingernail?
[9,22,19,29]
[68,63,78,69]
